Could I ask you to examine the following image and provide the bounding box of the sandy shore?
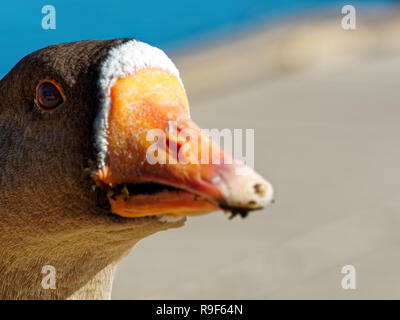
[112,10,400,299]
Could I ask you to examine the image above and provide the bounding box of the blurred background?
[2,0,400,298]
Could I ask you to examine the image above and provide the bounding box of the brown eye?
[36,80,65,111]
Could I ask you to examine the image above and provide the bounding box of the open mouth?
[109,181,184,199]
[103,181,260,220]
[104,180,221,219]
[93,68,274,221]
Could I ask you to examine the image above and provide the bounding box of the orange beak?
[94,68,273,219]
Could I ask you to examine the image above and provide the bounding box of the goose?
[0,39,274,299]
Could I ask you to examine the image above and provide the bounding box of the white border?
[95,39,184,168]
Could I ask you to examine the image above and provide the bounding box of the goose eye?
[36,80,64,111]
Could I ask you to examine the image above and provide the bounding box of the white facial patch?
[95,39,184,168]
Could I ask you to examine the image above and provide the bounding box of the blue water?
[0,0,396,77]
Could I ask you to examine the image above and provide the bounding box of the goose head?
[0,39,273,299]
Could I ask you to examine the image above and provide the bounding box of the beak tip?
[219,167,274,212]
[258,179,275,206]
[247,179,274,209]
